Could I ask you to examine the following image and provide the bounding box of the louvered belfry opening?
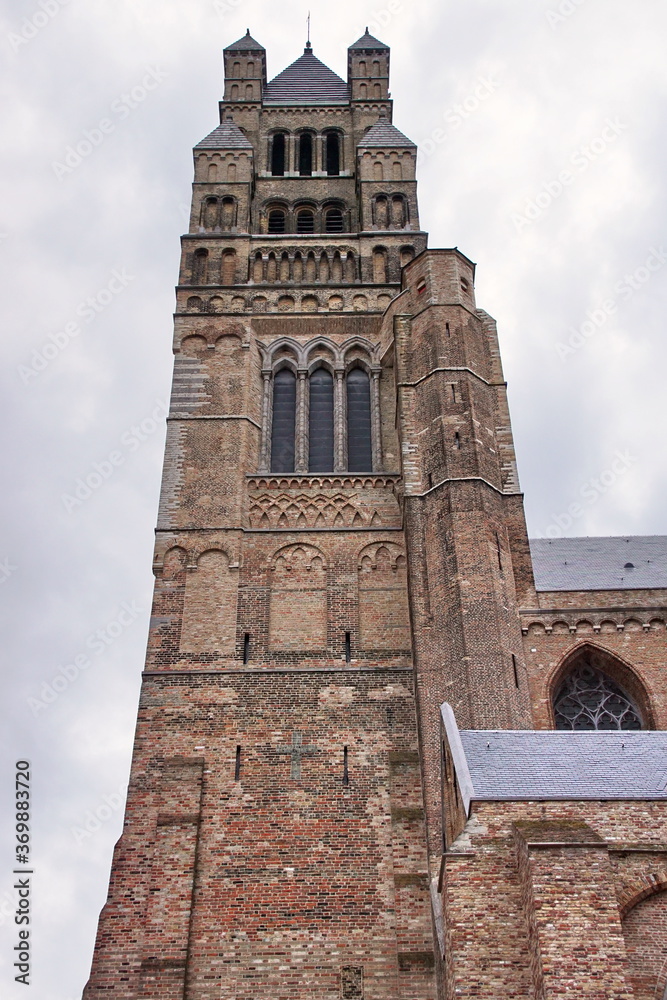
[346,369,373,472]
[270,369,296,473]
[308,368,335,472]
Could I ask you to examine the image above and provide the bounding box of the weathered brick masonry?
[84,26,667,1000]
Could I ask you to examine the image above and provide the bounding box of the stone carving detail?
[250,492,375,529]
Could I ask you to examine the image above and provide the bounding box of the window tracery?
[553,661,643,730]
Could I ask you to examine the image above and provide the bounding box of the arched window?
[221,250,236,286]
[375,196,389,228]
[554,660,643,730]
[347,369,372,472]
[221,197,236,230]
[245,84,254,100]
[325,131,341,176]
[373,247,388,283]
[192,249,208,284]
[270,370,296,473]
[231,85,239,101]
[202,197,219,230]
[271,133,286,176]
[232,61,241,78]
[372,59,381,76]
[268,208,286,234]
[325,208,344,233]
[296,208,315,234]
[298,132,313,176]
[359,61,367,76]
[309,368,334,473]
[391,196,406,228]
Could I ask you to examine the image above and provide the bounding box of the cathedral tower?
[84,30,540,1000]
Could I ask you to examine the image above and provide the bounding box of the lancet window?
[260,341,382,475]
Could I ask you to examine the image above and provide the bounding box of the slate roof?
[225,30,265,51]
[441,704,667,814]
[264,46,350,105]
[195,119,253,151]
[358,117,415,148]
[349,29,389,50]
[530,536,667,592]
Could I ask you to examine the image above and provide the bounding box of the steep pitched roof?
[224,30,265,51]
[358,116,416,149]
[195,119,253,151]
[529,535,667,591]
[264,46,349,105]
[441,704,667,813]
[349,28,388,50]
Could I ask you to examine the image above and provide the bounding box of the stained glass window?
[554,662,642,730]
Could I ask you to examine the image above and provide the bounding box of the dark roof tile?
[264,47,349,105]
[441,704,667,813]
[358,116,415,149]
[225,30,265,52]
[349,29,389,50]
[195,119,253,151]
[530,535,667,591]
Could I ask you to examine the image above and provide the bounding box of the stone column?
[296,371,309,473]
[334,369,346,473]
[371,368,383,472]
[258,372,273,473]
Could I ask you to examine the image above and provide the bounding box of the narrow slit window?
[343,747,350,786]
[270,369,296,473]
[243,633,251,664]
[299,133,313,176]
[512,654,519,688]
[455,432,461,450]
[235,746,242,781]
[271,133,286,176]
[346,369,373,472]
[308,368,334,473]
[345,632,352,662]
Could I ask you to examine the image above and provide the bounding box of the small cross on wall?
[276,732,318,779]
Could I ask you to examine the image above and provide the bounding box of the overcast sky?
[1,1,666,997]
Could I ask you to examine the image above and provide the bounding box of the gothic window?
[309,368,334,473]
[262,344,379,475]
[297,208,315,234]
[346,369,372,472]
[325,130,341,176]
[271,133,286,176]
[299,132,314,176]
[270,369,296,473]
[553,661,643,730]
[268,208,286,234]
[192,249,209,284]
[325,208,345,233]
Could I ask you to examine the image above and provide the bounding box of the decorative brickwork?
[84,26,667,1000]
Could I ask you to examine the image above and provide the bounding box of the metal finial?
[307,10,311,44]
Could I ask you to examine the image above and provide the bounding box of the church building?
[83,28,667,1000]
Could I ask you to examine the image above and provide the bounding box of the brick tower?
[84,29,548,1000]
